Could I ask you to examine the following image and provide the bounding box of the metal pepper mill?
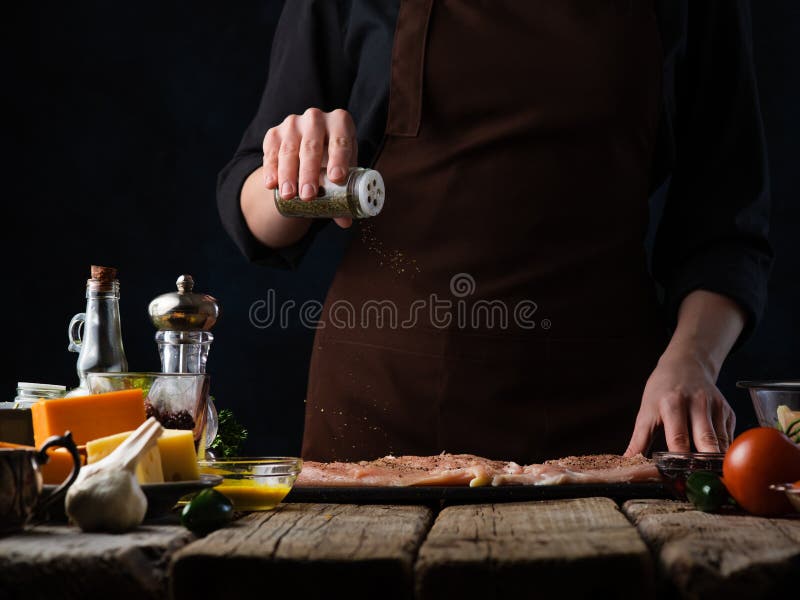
[148,275,220,445]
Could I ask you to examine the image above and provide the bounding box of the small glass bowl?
[769,482,800,513]
[737,380,800,439]
[198,457,302,511]
[653,451,726,499]
[87,372,209,449]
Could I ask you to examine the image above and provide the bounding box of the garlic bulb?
[66,417,163,532]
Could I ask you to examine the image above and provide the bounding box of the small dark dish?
[41,474,222,522]
[653,451,725,499]
[769,482,800,513]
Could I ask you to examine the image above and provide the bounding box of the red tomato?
[722,427,800,516]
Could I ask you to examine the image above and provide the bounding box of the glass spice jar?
[10,382,67,408]
[274,167,385,219]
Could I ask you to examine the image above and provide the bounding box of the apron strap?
[385,0,434,137]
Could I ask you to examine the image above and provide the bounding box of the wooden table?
[1,498,798,600]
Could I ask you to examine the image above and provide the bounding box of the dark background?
[6,1,799,455]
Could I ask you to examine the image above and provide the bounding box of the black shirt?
[217,0,772,343]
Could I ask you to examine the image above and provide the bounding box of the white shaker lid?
[354,169,385,217]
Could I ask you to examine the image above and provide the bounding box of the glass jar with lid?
[12,382,67,408]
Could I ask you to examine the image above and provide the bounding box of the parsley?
[210,407,248,458]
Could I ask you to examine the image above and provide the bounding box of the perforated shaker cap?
[354,169,385,217]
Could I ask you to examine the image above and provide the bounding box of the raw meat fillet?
[296,453,659,488]
[296,453,522,487]
[491,454,660,486]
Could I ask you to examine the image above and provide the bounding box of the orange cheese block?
[31,389,146,447]
[0,442,84,484]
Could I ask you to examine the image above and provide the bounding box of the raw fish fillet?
[491,454,660,486]
[296,453,522,488]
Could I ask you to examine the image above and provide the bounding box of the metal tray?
[285,482,672,504]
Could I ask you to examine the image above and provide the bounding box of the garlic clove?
[65,417,163,532]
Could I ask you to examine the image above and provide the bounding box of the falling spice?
[360,222,422,277]
[274,167,384,219]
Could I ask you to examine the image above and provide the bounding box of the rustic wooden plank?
[170,503,432,600]
[415,497,654,600]
[0,524,194,600]
[623,499,800,599]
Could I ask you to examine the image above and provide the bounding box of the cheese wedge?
[85,427,199,482]
[86,431,164,483]
[31,389,146,447]
[158,429,199,482]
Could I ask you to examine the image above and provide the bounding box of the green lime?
[686,470,731,512]
[180,488,233,536]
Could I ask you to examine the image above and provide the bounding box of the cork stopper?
[91,265,117,282]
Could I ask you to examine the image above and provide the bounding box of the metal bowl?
[769,482,800,513]
[737,380,800,441]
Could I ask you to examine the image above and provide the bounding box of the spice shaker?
[274,167,385,219]
[66,266,128,397]
[148,275,220,446]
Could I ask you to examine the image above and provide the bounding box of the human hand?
[263,108,357,228]
[624,349,736,455]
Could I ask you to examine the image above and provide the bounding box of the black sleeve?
[652,0,773,346]
[217,0,353,268]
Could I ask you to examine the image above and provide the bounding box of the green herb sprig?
[209,407,248,458]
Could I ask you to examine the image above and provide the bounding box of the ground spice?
[360,222,422,277]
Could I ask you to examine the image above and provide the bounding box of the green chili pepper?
[181,488,234,536]
[686,471,731,512]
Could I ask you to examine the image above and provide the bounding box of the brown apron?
[302,0,666,463]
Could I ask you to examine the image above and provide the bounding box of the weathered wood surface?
[170,503,433,600]
[415,497,654,600]
[623,499,800,600]
[6,499,799,600]
[0,524,194,600]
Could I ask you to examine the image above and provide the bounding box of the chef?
[218,1,771,463]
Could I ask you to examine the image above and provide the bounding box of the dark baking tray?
[285,482,672,504]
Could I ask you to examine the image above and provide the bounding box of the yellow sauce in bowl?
[214,480,292,511]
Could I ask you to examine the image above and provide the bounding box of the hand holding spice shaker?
[274,167,385,219]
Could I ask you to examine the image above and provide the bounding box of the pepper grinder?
[148,275,220,445]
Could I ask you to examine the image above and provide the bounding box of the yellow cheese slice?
[158,429,200,482]
[86,430,164,484]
